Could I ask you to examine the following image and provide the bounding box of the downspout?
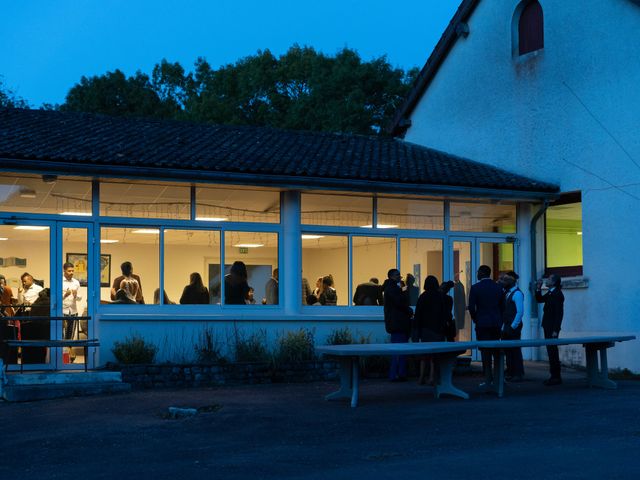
[530,201,549,359]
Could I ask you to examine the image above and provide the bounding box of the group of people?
[111,260,279,306]
[305,275,338,306]
[384,265,565,387]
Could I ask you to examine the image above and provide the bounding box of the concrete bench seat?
[316,335,636,407]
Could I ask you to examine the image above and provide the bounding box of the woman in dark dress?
[412,275,446,385]
[179,272,210,304]
[224,261,250,305]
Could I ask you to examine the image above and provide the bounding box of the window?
[223,232,278,305]
[302,235,348,306]
[100,227,160,304]
[301,193,372,227]
[0,173,91,215]
[377,197,444,230]
[545,193,583,276]
[450,202,516,233]
[164,229,220,305]
[196,185,280,223]
[100,179,190,219]
[399,238,443,306]
[516,0,544,56]
[352,236,396,305]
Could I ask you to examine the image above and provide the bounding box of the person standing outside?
[468,265,504,388]
[501,271,524,382]
[62,262,82,340]
[383,268,413,382]
[536,274,564,385]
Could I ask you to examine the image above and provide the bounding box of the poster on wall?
[66,253,111,287]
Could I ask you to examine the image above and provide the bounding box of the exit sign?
[238,247,249,254]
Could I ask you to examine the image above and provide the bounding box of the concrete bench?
[316,335,636,407]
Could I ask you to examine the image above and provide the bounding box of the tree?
[0,76,29,108]
[61,46,418,135]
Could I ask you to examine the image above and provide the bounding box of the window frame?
[544,192,583,277]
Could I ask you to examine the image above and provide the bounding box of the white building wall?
[404,0,640,369]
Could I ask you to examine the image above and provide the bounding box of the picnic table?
[316,335,636,407]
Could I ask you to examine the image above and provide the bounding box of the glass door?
[57,223,95,369]
[478,240,515,282]
[450,239,474,345]
[0,221,53,370]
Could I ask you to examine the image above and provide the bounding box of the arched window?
[518,1,544,55]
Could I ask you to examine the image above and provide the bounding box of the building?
[390,0,640,370]
[0,107,556,369]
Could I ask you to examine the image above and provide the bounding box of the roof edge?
[0,158,559,201]
[388,0,480,136]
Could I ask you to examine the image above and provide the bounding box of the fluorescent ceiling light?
[60,211,92,216]
[196,217,228,222]
[0,237,8,241]
[234,243,264,248]
[100,239,119,244]
[131,229,160,234]
[360,224,398,229]
[301,234,325,240]
[14,226,48,231]
[577,231,583,235]
[19,188,36,199]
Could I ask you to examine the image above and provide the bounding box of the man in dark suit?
[383,269,413,381]
[353,277,383,306]
[536,274,565,385]
[468,265,504,387]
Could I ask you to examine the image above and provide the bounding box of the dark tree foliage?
[0,77,29,108]
[61,46,417,135]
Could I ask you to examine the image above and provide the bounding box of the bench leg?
[325,357,354,402]
[585,345,617,389]
[351,359,359,408]
[434,352,469,400]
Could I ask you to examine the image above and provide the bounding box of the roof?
[388,0,479,136]
[0,107,558,197]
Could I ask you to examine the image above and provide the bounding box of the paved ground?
[1,362,639,480]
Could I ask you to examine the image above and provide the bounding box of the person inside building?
[306,294,321,306]
[406,274,420,306]
[536,274,565,386]
[110,261,144,304]
[62,262,82,341]
[318,275,337,306]
[353,277,383,306]
[180,272,210,305]
[153,288,175,305]
[264,268,279,305]
[384,268,413,382]
[225,261,250,305]
[17,272,44,313]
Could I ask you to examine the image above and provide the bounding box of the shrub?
[234,330,271,363]
[326,327,354,345]
[275,328,316,364]
[194,327,225,364]
[112,334,158,364]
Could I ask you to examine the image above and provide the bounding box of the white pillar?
[517,203,534,359]
[282,191,301,316]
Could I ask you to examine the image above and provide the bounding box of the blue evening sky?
[1,0,460,107]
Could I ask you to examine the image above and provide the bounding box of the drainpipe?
[529,201,549,359]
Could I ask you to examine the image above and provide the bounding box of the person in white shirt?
[17,272,44,311]
[501,271,525,382]
[62,262,82,339]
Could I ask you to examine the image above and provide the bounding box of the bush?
[194,327,225,364]
[112,334,158,364]
[326,327,354,345]
[275,328,316,364]
[234,330,271,363]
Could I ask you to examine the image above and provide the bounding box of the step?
[5,371,123,386]
[2,382,131,402]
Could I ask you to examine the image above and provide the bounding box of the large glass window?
[0,173,91,215]
[352,236,396,306]
[450,202,516,233]
[545,195,582,276]
[223,232,278,305]
[196,185,280,223]
[302,235,348,306]
[100,179,190,219]
[378,198,444,230]
[480,242,514,281]
[400,238,443,306]
[164,229,220,305]
[100,227,160,304]
[301,193,372,227]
